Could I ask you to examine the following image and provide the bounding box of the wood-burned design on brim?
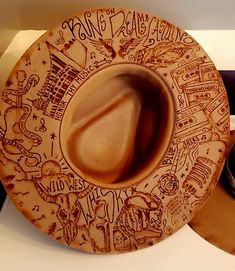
[189,131,235,256]
[0,8,230,253]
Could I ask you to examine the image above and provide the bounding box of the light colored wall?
[1,0,235,54]
[19,0,235,30]
[0,0,21,55]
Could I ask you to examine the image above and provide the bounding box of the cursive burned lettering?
[109,11,147,38]
[62,10,195,45]
[143,17,195,47]
[62,11,105,40]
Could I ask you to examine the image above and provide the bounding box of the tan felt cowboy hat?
[0,7,230,253]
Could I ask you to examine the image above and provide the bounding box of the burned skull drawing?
[33,160,93,245]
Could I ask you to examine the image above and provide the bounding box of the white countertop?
[0,30,235,271]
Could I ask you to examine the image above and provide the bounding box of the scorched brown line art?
[89,200,111,252]
[0,8,230,253]
[113,192,163,252]
[1,70,42,166]
[182,156,218,208]
[32,160,94,245]
[88,38,116,59]
[135,41,193,68]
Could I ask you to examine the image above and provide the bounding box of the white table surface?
[0,30,235,271]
